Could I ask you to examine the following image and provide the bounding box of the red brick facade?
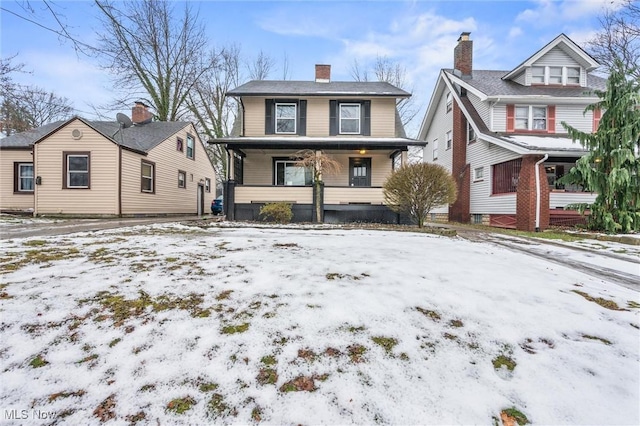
[315,64,331,82]
[132,102,153,124]
[449,101,470,223]
[516,155,550,231]
[454,33,473,76]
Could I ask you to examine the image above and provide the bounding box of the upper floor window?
[446,131,452,150]
[516,106,547,131]
[64,152,90,189]
[446,92,452,112]
[186,134,195,159]
[276,103,296,134]
[141,160,155,193]
[531,66,581,86]
[567,67,580,84]
[548,67,563,84]
[176,137,184,152]
[340,103,361,134]
[14,163,34,193]
[467,122,476,143]
[432,139,439,160]
[531,66,545,84]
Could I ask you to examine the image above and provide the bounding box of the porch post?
[516,155,550,232]
[224,180,236,220]
[401,150,408,167]
[228,149,235,181]
[313,181,325,222]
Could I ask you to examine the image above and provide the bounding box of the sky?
[1,219,638,423]
[0,0,624,137]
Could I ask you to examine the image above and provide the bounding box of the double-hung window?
[548,67,563,84]
[446,131,452,150]
[467,122,476,143]
[339,103,361,134]
[473,166,484,182]
[178,170,186,188]
[531,66,581,85]
[64,152,90,188]
[531,66,545,84]
[274,159,312,186]
[276,103,296,134]
[16,163,34,192]
[205,178,211,193]
[566,67,580,84]
[516,106,547,131]
[432,139,439,160]
[141,160,155,193]
[445,92,452,112]
[186,134,195,159]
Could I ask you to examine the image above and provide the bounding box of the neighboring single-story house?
[212,64,425,223]
[1,103,216,216]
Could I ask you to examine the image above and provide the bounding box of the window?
[531,66,545,84]
[492,159,522,194]
[473,166,484,181]
[446,131,452,150]
[340,103,361,134]
[516,106,547,131]
[205,178,211,193]
[432,139,439,160]
[276,103,296,134]
[64,152,90,189]
[567,67,580,84]
[176,137,184,152]
[186,134,194,159]
[233,153,243,184]
[14,162,34,193]
[274,159,312,186]
[178,170,186,188]
[472,214,483,224]
[392,152,402,171]
[467,122,476,143]
[141,160,155,193]
[446,92,452,112]
[549,67,563,84]
[545,162,585,192]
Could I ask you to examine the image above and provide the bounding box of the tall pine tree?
[561,59,640,233]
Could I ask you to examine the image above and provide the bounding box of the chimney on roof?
[315,64,331,83]
[454,32,473,77]
[132,102,153,124]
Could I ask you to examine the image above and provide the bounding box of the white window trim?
[275,103,297,134]
[339,103,361,134]
[467,122,476,143]
[142,161,154,193]
[186,134,195,159]
[446,131,452,150]
[432,139,439,160]
[515,105,547,131]
[205,178,211,193]
[473,166,484,182]
[445,92,452,112]
[18,163,34,192]
[275,160,311,186]
[178,170,186,188]
[67,155,89,188]
[531,65,582,86]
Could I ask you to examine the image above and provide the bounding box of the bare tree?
[586,0,639,78]
[94,0,217,121]
[1,86,73,135]
[294,150,342,222]
[247,50,275,80]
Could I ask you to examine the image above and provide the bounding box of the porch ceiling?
[211,136,425,151]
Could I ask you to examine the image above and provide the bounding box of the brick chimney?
[132,102,153,124]
[315,64,331,83]
[453,32,473,77]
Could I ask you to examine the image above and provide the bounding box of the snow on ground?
[0,223,638,425]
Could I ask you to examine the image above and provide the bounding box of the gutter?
[535,153,549,232]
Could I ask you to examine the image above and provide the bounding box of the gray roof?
[228,80,411,97]
[447,69,607,97]
[1,118,190,153]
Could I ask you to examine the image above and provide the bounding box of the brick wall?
[449,101,470,223]
[516,155,550,231]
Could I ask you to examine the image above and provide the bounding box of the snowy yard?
[0,222,638,425]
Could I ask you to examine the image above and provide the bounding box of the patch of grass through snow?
[571,290,626,311]
[166,396,196,414]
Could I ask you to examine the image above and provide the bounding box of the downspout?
[534,153,548,232]
[118,146,122,217]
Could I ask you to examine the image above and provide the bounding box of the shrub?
[383,163,457,227]
[259,202,293,224]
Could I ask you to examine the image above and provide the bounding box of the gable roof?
[502,33,600,81]
[1,117,191,154]
[228,80,410,97]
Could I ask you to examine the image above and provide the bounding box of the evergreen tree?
[561,59,640,233]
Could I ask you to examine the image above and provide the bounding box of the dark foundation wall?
[233,203,409,224]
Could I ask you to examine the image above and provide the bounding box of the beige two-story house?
[419,33,603,231]
[1,103,216,216]
[215,65,424,223]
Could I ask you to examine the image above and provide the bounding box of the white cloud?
[509,27,523,38]
[516,0,625,25]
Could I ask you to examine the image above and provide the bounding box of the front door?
[349,158,371,187]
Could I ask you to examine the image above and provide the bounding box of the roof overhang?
[210,136,425,151]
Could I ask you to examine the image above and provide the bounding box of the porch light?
[359,149,366,155]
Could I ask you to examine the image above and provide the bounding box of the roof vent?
[71,129,83,140]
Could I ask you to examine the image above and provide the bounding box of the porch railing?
[234,185,386,205]
[324,186,385,205]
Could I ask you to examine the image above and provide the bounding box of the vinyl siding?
[467,139,521,214]
[555,104,593,133]
[121,124,216,215]
[0,149,34,211]
[533,46,580,68]
[493,104,507,132]
[513,70,527,86]
[422,88,453,172]
[242,96,397,137]
[550,191,597,209]
[324,187,385,204]
[235,186,313,204]
[34,120,119,215]
[468,91,490,129]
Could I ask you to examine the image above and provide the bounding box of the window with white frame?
[446,131,452,150]
[531,66,545,84]
[432,139,439,160]
[548,67,563,84]
[339,103,360,134]
[16,163,34,192]
[473,166,484,181]
[186,134,195,159]
[446,92,452,112]
[274,160,312,186]
[276,103,296,134]
[141,160,155,193]
[531,66,581,86]
[566,67,580,84]
[205,178,211,193]
[178,170,186,188]
[467,122,476,143]
[516,106,547,131]
[64,153,90,188]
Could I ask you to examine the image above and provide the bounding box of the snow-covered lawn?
[1,223,638,425]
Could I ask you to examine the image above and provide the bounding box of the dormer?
[502,34,600,88]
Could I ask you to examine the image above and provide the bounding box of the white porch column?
[401,150,408,167]
[228,149,235,180]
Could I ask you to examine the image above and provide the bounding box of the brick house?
[418,33,603,231]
